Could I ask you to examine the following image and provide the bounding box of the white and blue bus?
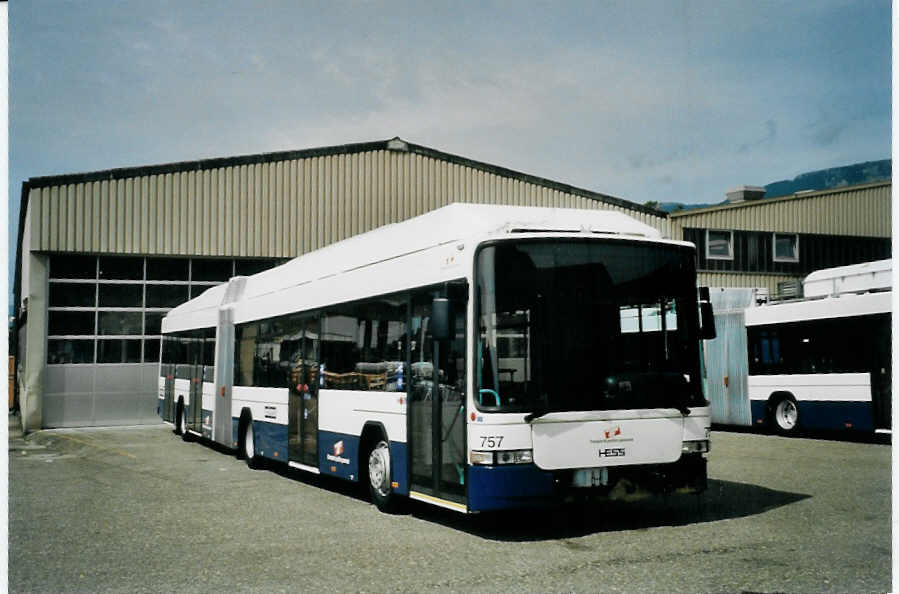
[744,260,892,435]
[158,204,715,513]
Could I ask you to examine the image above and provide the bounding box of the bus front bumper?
[467,454,707,512]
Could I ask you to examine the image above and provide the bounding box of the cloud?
[738,119,777,153]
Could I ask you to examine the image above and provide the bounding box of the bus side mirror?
[698,287,716,340]
[431,297,452,341]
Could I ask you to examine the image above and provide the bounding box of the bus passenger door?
[409,285,468,506]
[186,333,204,433]
[161,335,176,423]
[288,315,320,468]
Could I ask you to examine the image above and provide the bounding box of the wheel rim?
[245,421,255,459]
[776,399,798,430]
[368,442,390,497]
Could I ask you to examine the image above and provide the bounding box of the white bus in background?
[744,259,892,435]
[158,203,716,513]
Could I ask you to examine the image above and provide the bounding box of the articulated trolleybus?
[158,204,715,513]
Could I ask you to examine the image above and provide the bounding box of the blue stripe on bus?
[389,441,409,495]
[253,420,288,461]
[798,401,873,432]
[313,431,408,493]
[467,464,555,512]
[750,399,873,432]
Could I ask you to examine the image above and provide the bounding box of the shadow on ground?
[268,453,809,541]
[407,479,810,541]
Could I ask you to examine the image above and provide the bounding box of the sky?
[8,0,892,290]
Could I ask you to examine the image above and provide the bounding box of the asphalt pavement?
[8,414,892,593]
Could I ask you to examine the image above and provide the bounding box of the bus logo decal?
[327,440,350,465]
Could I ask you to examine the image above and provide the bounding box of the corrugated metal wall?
[27,148,669,257]
[696,272,796,294]
[670,182,891,238]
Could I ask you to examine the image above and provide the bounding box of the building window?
[773,233,799,263]
[47,255,281,365]
[706,230,734,260]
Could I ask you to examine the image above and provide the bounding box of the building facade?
[668,181,891,295]
[14,138,668,431]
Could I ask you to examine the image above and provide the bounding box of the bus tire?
[367,439,400,513]
[174,399,184,436]
[770,394,799,435]
[239,412,259,469]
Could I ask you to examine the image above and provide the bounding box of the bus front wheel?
[770,394,799,435]
[367,440,400,513]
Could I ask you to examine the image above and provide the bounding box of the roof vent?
[725,185,766,203]
[386,137,408,152]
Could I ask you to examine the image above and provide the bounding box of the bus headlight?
[471,451,494,465]
[497,449,533,465]
[471,449,534,465]
[682,440,710,454]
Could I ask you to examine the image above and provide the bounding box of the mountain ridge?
[652,159,890,213]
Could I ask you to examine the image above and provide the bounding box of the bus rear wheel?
[367,440,400,513]
[771,395,799,435]
[180,405,192,442]
[240,413,259,469]
[174,399,184,435]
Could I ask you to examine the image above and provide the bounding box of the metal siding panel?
[73,184,85,252]
[237,164,246,255]
[179,172,189,255]
[201,169,210,254]
[207,169,217,255]
[89,182,101,252]
[191,169,200,254]
[47,186,59,250]
[352,153,361,238]
[261,161,269,255]
[299,159,308,254]
[166,173,176,254]
[287,161,296,255]
[277,162,285,256]
[263,162,272,255]
[121,179,132,253]
[138,177,148,253]
[65,184,76,251]
[118,179,129,252]
[147,176,157,253]
[340,155,349,239]
[161,173,171,254]
[270,162,279,255]
[221,167,232,255]
[246,164,256,256]
[306,157,315,252]
[312,156,322,250]
[328,154,337,239]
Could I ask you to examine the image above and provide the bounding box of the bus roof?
[803,259,892,298]
[745,289,891,327]
[163,203,665,332]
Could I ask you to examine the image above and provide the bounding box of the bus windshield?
[476,239,704,413]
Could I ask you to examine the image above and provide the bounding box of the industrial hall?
[13,138,670,432]
[13,138,890,432]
